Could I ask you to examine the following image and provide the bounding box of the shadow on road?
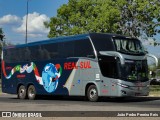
[1,94,160,103]
[99,96,160,103]
[23,95,160,103]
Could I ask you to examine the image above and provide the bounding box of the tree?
[45,0,160,43]
[0,28,5,41]
[0,28,6,56]
[157,57,160,69]
[44,0,121,37]
[116,0,160,44]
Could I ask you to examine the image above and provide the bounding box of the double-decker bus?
[1,33,158,102]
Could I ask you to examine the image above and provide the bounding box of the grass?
[149,85,160,96]
[149,91,160,96]
[150,85,160,91]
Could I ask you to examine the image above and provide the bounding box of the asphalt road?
[0,94,160,112]
[0,94,160,120]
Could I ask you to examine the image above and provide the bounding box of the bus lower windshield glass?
[121,60,148,81]
[114,38,145,55]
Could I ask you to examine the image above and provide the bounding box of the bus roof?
[4,33,132,49]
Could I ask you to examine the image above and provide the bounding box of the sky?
[0,0,160,58]
[0,0,68,44]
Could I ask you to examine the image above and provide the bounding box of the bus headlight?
[116,82,129,88]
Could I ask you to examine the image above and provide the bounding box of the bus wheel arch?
[85,83,99,102]
[17,84,27,99]
[27,84,36,100]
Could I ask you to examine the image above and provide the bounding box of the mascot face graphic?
[42,63,62,93]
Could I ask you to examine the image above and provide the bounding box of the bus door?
[98,55,119,96]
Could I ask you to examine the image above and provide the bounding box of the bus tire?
[27,85,36,100]
[87,85,98,102]
[18,85,27,99]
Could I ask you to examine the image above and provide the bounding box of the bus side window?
[12,48,19,62]
[74,39,95,58]
[24,47,31,61]
[37,45,50,60]
[29,46,40,61]
[5,49,10,63]
[59,41,74,58]
[42,43,58,60]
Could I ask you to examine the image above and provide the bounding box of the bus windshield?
[114,38,145,55]
[120,60,148,81]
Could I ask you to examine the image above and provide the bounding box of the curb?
[149,95,160,97]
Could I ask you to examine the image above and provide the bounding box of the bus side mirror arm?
[99,51,125,65]
[146,54,158,67]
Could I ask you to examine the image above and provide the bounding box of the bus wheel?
[18,85,27,99]
[87,85,98,102]
[27,85,36,100]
